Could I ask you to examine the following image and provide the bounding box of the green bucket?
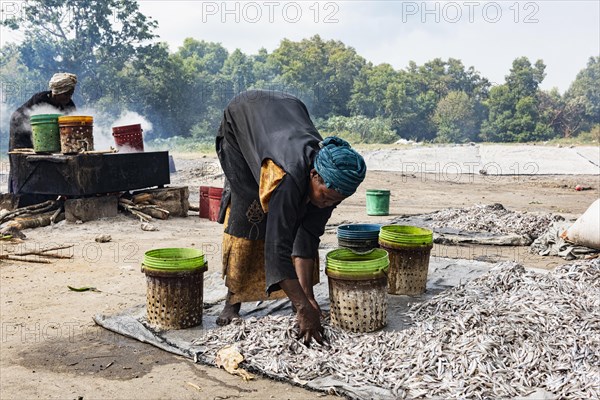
[326,248,389,280]
[142,248,207,273]
[30,114,62,153]
[366,189,390,216]
[379,225,433,247]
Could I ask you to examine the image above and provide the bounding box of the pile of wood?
[0,187,191,239]
[119,187,190,222]
[0,200,64,239]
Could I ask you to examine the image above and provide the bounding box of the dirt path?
[0,154,598,399]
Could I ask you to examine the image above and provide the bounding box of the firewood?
[130,209,152,222]
[17,252,71,259]
[118,202,153,222]
[0,200,58,225]
[142,207,170,220]
[0,255,52,264]
[16,245,74,257]
[132,193,153,204]
[10,211,65,230]
[50,206,63,224]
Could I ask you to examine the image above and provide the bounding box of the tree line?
[1,0,598,147]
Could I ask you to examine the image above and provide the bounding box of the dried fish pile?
[429,203,563,238]
[194,260,600,399]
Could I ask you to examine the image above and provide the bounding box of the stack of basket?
[336,223,381,253]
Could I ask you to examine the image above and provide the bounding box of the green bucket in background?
[30,114,62,153]
[366,189,390,216]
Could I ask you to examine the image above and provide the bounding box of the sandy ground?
[0,147,599,400]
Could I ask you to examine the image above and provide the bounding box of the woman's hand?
[296,301,325,346]
[279,278,325,346]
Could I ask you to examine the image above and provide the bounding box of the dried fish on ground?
[428,203,563,239]
[193,259,600,399]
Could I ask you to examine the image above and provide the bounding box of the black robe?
[216,90,337,293]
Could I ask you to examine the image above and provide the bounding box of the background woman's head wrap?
[314,136,367,197]
[49,73,77,95]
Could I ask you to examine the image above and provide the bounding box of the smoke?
[8,103,67,140]
[29,104,65,116]
[69,108,153,152]
[112,111,153,133]
[1,102,154,153]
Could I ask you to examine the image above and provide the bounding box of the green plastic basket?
[379,225,433,246]
[142,248,206,273]
[326,248,389,279]
[30,114,62,124]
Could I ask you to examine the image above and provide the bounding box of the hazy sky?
[2,1,599,92]
[138,0,599,92]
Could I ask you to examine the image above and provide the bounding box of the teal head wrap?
[314,137,366,197]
